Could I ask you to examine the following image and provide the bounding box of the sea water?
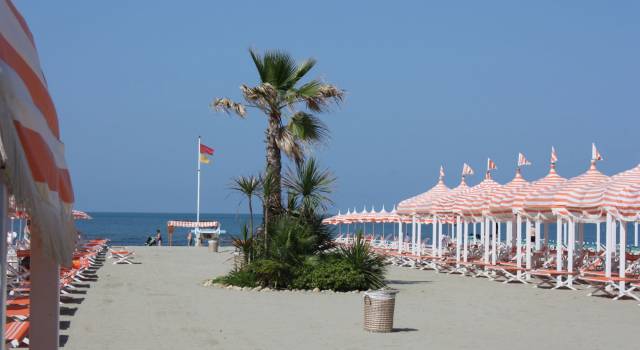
[74,212,262,246]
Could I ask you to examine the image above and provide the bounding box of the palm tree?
[212,49,344,219]
[283,158,335,219]
[230,175,262,258]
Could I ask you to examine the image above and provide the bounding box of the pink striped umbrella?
[429,177,472,223]
[456,172,502,219]
[397,170,450,215]
[600,164,640,220]
[488,168,530,220]
[545,161,609,219]
[521,163,569,222]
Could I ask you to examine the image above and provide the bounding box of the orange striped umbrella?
[397,168,450,216]
[430,177,472,223]
[488,168,530,220]
[457,172,502,218]
[1,1,75,263]
[546,161,609,219]
[521,163,568,221]
[601,164,640,220]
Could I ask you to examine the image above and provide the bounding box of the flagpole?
[196,136,201,224]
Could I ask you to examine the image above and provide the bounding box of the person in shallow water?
[186,231,193,247]
[155,229,162,246]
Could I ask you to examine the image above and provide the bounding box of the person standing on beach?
[156,229,162,247]
[186,231,193,247]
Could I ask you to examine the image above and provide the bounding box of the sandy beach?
[58,246,639,350]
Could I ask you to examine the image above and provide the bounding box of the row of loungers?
[352,239,640,305]
[3,239,137,348]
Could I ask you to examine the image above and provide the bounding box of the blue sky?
[17,1,640,213]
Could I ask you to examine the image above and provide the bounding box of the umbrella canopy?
[600,164,640,221]
[547,161,609,220]
[520,163,568,222]
[72,210,91,220]
[397,168,450,216]
[429,177,472,223]
[1,5,75,263]
[488,168,530,220]
[456,172,502,219]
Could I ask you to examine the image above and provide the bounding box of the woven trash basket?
[363,289,398,332]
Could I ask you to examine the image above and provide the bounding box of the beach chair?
[487,263,528,284]
[4,321,29,348]
[578,275,640,300]
[530,269,577,289]
[108,247,136,264]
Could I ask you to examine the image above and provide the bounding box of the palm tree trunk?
[265,113,283,216]
[248,197,254,262]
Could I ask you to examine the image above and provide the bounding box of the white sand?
[61,246,639,350]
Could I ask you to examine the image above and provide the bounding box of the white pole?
[411,216,416,255]
[473,222,477,244]
[491,220,498,265]
[506,220,513,248]
[619,221,627,293]
[463,220,469,262]
[484,217,491,263]
[525,219,532,277]
[417,221,422,255]
[456,216,462,264]
[438,220,444,257]
[480,220,486,262]
[556,217,563,286]
[196,136,201,223]
[605,213,612,278]
[516,214,522,277]
[567,219,575,288]
[397,219,403,253]
[596,222,601,252]
[432,216,437,256]
[535,220,541,251]
[635,221,638,247]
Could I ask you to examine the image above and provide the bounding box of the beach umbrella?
[430,173,473,257]
[456,166,502,264]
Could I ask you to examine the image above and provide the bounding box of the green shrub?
[292,258,367,291]
[212,268,257,288]
[336,231,386,289]
[247,259,293,289]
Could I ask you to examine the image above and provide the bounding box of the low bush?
[212,268,257,288]
[292,258,368,291]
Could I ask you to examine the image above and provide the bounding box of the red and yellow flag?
[200,143,214,164]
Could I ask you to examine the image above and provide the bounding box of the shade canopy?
[488,168,530,220]
[1,3,75,263]
[520,164,568,221]
[397,171,450,216]
[430,178,472,221]
[457,172,502,219]
[166,220,219,228]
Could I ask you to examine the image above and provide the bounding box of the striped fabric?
[430,178,472,222]
[456,172,502,217]
[166,221,219,228]
[517,164,567,220]
[397,171,450,215]
[523,162,607,221]
[596,164,640,220]
[0,0,75,264]
[488,169,530,219]
[4,320,29,343]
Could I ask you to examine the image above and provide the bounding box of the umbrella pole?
[516,215,522,278]
[596,222,601,252]
[619,221,627,293]
[556,217,563,286]
[567,219,575,288]
[397,220,403,253]
[535,220,541,251]
[463,220,469,262]
[605,213,612,277]
[634,221,638,247]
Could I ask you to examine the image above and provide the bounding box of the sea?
[66,212,638,248]
[74,212,262,246]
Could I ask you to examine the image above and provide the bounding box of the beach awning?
[1,0,75,264]
[167,220,219,228]
[397,167,450,216]
[430,177,471,222]
[520,163,568,222]
[457,172,502,219]
[72,210,92,220]
[488,168,530,220]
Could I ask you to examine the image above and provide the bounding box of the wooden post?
[30,233,60,349]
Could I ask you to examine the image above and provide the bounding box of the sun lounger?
[487,264,529,284]
[4,321,29,348]
[530,269,577,289]
[578,275,640,300]
[108,247,136,264]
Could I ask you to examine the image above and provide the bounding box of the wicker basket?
[363,289,398,332]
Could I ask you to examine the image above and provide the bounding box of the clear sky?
[17,1,640,214]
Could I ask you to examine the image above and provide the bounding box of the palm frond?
[211,98,247,117]
[249,48,266,83]
[283,158,335,214]
[282,58,316,90]
[287,112,329,144]
[230,175,262,198]
[275,126,304,164]
[259,50,298,88]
